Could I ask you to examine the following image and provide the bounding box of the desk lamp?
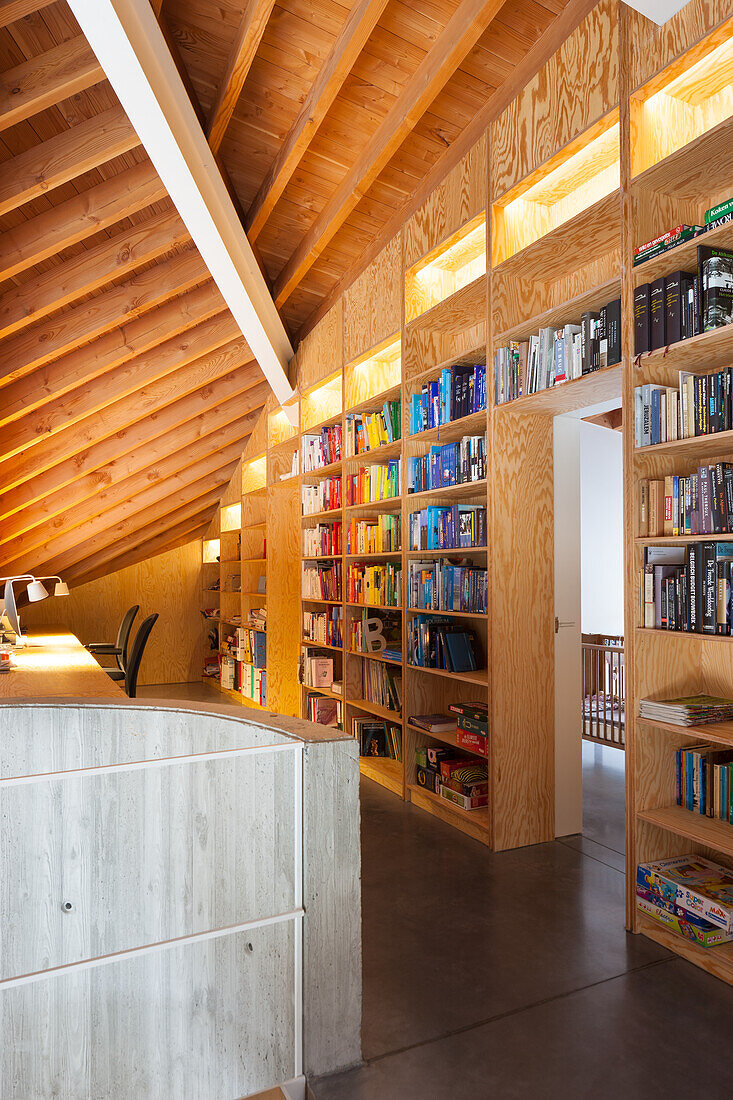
[0,574,69,646]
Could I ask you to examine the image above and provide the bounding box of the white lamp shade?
[54,581,70,597]
[26,579,49,602]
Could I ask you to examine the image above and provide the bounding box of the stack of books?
[639,693,733,725]
[640,544,733,633]
[408,504,486,550]
[305,693,342,728]
[303,521,342,556]
[301,424,342,471]
[303,606,342,648]
[638,466,733,536]
[302,477,341,514]
[345,400,401,455]
[637,855,733,948]
[346,514,401,554]
[355,716,402,760]
[408,559,487,614]
[449,701,488,755]
[407,435,486,494]
[408,614,479,673]
[361,659,402,713]
[346,460,400,504]
[302,560,342,601]
[634,369,733,447]
[676,743,733,822]
[346,561,401,606]
[408,363,486,434]
[299,649,334,690]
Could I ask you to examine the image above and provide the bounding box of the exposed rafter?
[271,0,505,306]
[0,0,55,26]
[206,0,276,155]
[0,35,103,132]
[245,0,389,241]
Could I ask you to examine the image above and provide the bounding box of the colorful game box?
[636,886,733,948]
[637,855,733,932]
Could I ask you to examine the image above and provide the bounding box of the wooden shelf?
[637,715,733,747]
[301,459,343,480]
[635,421,733,460]
[636,912,733,984]
[301,684,343,702]
[346,697,402,723]
[301,639,343,652]
[301,410,342,435]
[302,553,342,560]
[344,439,402,463]
[408,663,488,687]
[494,277,622,345]
[406,606,487,620]
[632,113,733,203]
[358,755,403,796]
[635,627,733,644]
[406,547,487,557]
[345,601,402,612]
[408,479,487,503]
[636,533,733,545]
[408,783,490,844]
[632,219,733,286]
[406,409,487,447]
[406,343,486,387]
[345,382,401,417]
[406,721,487,757]
[637,804,733,858]
[405,213,486,324]
[637,322,733,380]
[302,597,343,605]
[348,648,402,666]
[301,508,342,523]
[495,362,622,417]
[344,497,402,514]
[242,592,267,598]
[345,551,402,559]
[241,557,267,565]
[242,521,267,530]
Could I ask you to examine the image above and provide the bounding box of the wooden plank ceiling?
[0,0,575,589]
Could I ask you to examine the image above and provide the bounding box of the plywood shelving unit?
[624,11,733,988]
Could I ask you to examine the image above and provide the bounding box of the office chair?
[87,604,139,673]
[105,613,158,698]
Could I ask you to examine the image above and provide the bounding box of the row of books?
[638,466,733,538]
[407,364,486,435]
[299,649,335,690]
[246,607,266,632]
[345,460,400,505]
[233,627,266,669]
[305,692,342,728]
[346,514,401,555]
[494,298,621,405]
[346,561,401,607]
[677,743,733,824]
[301,424,342,472]
[410,703,488,757]
[302,561,342,601]
[633,198,733,267]
[355,716,402,761]
[220,654,267,706]
[303,521,342,557]
[408,505,487,551]
[637,855,733,948]
[640,543,733,634]
[407,560,487,614]
[639,693,733,726]
[345,401,401,455]
[303,607,342,648]
[414,745,488,812]
[634,369,733,447]
[360,659,402,713]
[634,246,733,354]
[302,477,341,515]
[349,609,402,662]
[408,615,480,674]
[406,435,486,495]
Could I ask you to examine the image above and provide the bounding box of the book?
[633,283,650,355]
[637,855,733,933]
[636,889,733,947]
[408,713,457,733]
[698,244,733,332]
[639,693,733,725]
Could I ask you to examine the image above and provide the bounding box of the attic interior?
[4,0,733,1097]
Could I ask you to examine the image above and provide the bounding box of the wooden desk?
[0,629,126,698]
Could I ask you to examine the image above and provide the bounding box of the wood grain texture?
[490,411,554,850]
[628,0,733,92]
[21,541,205,685]
[343,236,401,365]
[0,630,126,699]
[267,478,302,718]
[0,34,103,133]
[296,299,344,393]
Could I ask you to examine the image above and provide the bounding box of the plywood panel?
[266,477,301,717]
[22,540,204,686]
[403,134,487,270]
[629,1,733,92]
[491,410,554,850]
[343,235,401,364]
[297,299,343,392]
[491,0,619,199]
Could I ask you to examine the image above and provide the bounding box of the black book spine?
[634,284,650,355]
[702,541,717,634]
[723,464,733,530]
[716,562,728,635]
[692,273,701,336]
[687,542,699,633]
[606,298,622,364]
[650,276,666,350]
[711,463,725,532]
[665,271,692,345]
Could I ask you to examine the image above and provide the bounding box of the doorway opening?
[554,400,625,862]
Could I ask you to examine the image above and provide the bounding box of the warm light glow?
[345,334,401,409]
[203,538,221,564]
[242,454,268,495]
[405,216,486,323]
[221,502,242,532]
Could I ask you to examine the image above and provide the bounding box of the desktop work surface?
[0,629,126,699]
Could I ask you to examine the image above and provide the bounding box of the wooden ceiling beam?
[206,0,277,155]
[0,407,257,554]
[0,432,249,569]
[19,464,238,579]
[271,0,505,307]
[0,161,168,282]
[0,367,267,521]
[0,340,259,494]
[246,0,389,241]
[1,310,241,459]
[63,509,217,589]
[0,104,139,218]
[0,0,55,26]
[0,34,104,133]
[0,247,208,385]
[297,0,600,343]
[0,281,225,428]
[0,209,190,340]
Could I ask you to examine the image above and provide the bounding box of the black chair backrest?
[124,613,158,698]
[116,604,139,670]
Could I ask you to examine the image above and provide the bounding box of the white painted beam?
[68,0,294,405]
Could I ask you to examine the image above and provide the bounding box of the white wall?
[580,421,624,636]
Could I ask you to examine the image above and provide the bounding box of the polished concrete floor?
[139,687,733,1098]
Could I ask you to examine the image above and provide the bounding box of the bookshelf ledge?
[636,804,733,859]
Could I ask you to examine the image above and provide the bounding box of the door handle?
[554,617,576,633]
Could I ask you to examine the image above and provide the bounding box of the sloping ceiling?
[0,0,577,589]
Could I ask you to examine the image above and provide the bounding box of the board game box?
[637,855,733,932]
[636,885,733,947]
